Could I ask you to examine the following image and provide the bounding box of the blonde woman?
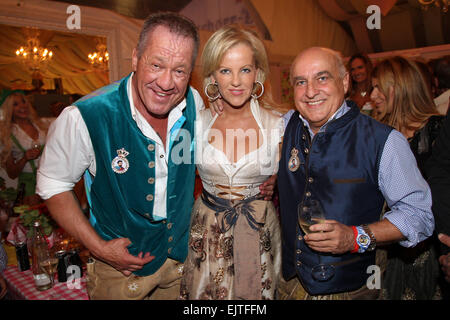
[371,56,441,141]
[0,91,49,204]
[180,26,283,300]
[370,56,444,300]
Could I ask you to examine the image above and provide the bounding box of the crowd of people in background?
[349,52,450,299]
[0,11,449,301]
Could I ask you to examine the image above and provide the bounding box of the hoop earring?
[204,82,220,101]
[251,81,264,100]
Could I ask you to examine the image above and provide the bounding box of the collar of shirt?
[298,100,350,139]
[127,72,187,153]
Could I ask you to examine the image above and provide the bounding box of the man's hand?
[93,238,154,276]
[259,174,277,201]
[438,233,450,282]
[304,220,355,254]
[209,98,224,117]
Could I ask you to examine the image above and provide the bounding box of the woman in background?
[180,26,283,300]
[370,56,443,300]
[347,53,374,113]
[0,91,50,205]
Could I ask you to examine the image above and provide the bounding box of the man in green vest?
[36,12,203,300]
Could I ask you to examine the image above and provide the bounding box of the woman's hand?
[24,146,41,161]
[209,98,225,117]
[5,146,41,179]
[259,174,277,200]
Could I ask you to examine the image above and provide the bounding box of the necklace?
[360,91,367,97]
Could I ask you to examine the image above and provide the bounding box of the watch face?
[357,234,370,247]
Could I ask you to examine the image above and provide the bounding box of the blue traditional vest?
[278,101,392,295]
[75,73,196,276]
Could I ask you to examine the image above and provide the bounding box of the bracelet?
[361,224,376,252]
[351,226,359,253]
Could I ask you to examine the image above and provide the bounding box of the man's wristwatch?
[355,224,376,253]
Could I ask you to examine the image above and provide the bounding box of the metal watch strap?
[361,224,376,251]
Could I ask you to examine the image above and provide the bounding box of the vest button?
[302,134,306,140]
[296,249,302,254]
[148,144,155,151]
[146,194,154,201]
[296,261,302,267]
[304,148,309,154]
[308,177,314,183]
[305,191,311,197]
[297,235,303,241]
[148,161,155,168]
[168,236,173,242]
[168,247,172,254]
[167,223,173,229]
[148,177,155,184]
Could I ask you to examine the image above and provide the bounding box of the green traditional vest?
[75,73,196,276]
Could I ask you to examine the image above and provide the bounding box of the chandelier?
[88,42,109,71]
[15,28,53,73]
[418,0,448,12]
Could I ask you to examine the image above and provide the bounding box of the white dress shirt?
[36,74,205,220]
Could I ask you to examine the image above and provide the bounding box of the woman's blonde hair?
[371,56,439,134]
[0,92,48,166]
[201,25,285,111]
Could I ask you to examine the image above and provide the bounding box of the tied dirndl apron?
[180,189,282,300]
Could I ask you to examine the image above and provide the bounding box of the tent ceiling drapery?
[0,0,357,106]
[317,0,449,54]
[49,0,357,59]
[51,0,449,56]
[50,0,192,20]
[1,0,447,99]
[0,24,109,95]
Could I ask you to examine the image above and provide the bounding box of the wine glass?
[298,197,335,281]
[39,249,58,287]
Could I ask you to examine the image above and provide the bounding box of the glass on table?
[38,247,58,288]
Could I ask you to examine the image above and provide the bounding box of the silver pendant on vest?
[288,147,301,172]
[111,148,130,174]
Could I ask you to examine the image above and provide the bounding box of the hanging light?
[418,0,448,13]
[88,42,109,71]
[15,28,53,73]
